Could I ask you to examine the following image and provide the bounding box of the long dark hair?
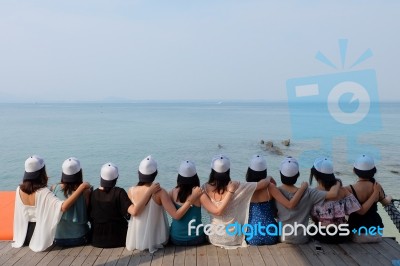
[208,169,231,194]
[310,167,336,191]
[60,170,83,197]
[19,167,48,195]
[176,174,200,203]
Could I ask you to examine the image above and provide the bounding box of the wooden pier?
[1,238,400,266]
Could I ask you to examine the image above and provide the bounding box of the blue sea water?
[1,102,399,237]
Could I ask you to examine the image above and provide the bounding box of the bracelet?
[186,199,193,207]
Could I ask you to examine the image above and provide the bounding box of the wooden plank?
[173,245,185,266]
[267,244,289,266]
[3,246,31,266]
[383,238,400,252]
[196,245,207,266]
[128,249,142,266]
[257,245,278,266]
[238,247,253,265]
[0,241,11,254]
[57,246,85,266]
[83,246,104,266]
[137,250,153,266]
[327,244,358,266]
[47,246,73,266]
[151,247,165,266]
[227,248,242,266]
[217,246,230,266]
[279,243,311,266]
[104,247,124,266]
[115,248,134,266]
[184,246,196,266]
[361,243,392,265]
[36,245,64,265]
[15,246,56,266]
[338,242,382,265]
[304,241,338,266]
[206,244,219,266]
[70,245,94,266]
[247,246,264,266]
[297,243,324,266]
[161,245,175,266]
[372,239,400,261]
[0,244,27,265]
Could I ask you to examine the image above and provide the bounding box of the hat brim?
[23,166,45,181]
[62,169,82,183]
[101,177,117,188]
[138,170,157,183]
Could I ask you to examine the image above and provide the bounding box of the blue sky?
[0,1,399,102]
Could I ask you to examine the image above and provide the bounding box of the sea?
[0,102,399,239]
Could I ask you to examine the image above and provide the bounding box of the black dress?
[90,187,132,248]
[348,184,384,231]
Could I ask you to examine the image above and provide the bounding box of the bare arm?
[325,181,340,200]
[200,181,238,215]
[61,182,90,212]
[269,182,308,209]
[128,183,161,216]
[255,177,271,191]
[160,187,202,220]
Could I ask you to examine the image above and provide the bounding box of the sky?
[0,1,399,102]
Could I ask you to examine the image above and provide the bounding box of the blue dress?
[247,201,278,245]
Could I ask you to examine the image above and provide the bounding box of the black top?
[348,184,384,230]
[90,187,132,248]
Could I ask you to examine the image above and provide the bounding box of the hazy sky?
[0,1,399,102]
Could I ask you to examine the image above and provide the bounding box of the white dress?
[202,182,257,249]
[126,188,169,253]
[12,187,63,252]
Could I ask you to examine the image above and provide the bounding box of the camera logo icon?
[286,39,381,163]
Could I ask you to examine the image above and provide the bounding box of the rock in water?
[265,141,274,149]
[282,139,290,146]
[260,140,265,144]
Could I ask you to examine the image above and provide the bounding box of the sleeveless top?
[126,187,169,253]
[170,202,204,242]
[53,184,90,239]
[247,200,278,245]
[348,184,384,230]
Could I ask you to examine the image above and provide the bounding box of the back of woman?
[90,163,132,248]
[246,155,278,245]
[310,158,360,244]
[203,155,258,249]
[347,155,386,243]
[53,158,90,247]
[126,156,169,253]
[169,160,206,246]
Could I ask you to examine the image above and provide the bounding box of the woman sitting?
[310,158,361,244]
[52,157,91,247]
[346,154,391,243]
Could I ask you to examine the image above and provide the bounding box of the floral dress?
[311,193,361,243]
